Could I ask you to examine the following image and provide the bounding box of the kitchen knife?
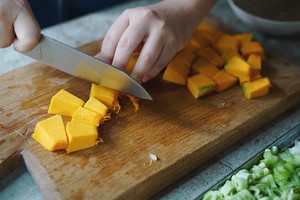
[20,34,152,100]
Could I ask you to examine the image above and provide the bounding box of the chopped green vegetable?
[201,140,300,200]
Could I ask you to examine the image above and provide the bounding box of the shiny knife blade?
[20,34,152,100]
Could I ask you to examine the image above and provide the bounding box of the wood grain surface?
[1,17,300,200]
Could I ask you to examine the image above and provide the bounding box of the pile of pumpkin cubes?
[162,22,271,99]
[32,84,133,153]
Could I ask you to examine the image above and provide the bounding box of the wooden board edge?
[21,149,61,200]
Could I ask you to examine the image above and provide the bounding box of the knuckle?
[141,52,155,65]
[119,37,133,51]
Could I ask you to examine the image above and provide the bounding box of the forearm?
[161,0,217,28]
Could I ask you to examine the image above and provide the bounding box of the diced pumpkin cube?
[163,59,190,85]
[175,47,197,67]
[188,32,211,51]
[84,97,109,117]
[197,47,225,67]
[213,33,239,55]
[241,41,265,60]
[48,89,84,117]
[222,48,243,63]
[187,74,216,99]
[232,33,253,44]
[126,52,139,74]
[90,83,120,113]
[192,57,220,79]
[213,70,238,92]
[224,56,253,82]
[32,115,67,151]
[71,107,102,127]
[196,22,216,33]
[66,122,100,153]
[196,22,220,44]
[247,54,262,70]
[243,77,272,99]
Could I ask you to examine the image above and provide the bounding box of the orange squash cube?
[126,52,140,74]
[241,41,265,60]
[197,47,225,67]
[222,48,244,63]
[48,89,85,117]
[213,70,238,92]
[213,33,239,55]
[71,107,102,127]
[232,33,253,44]
[187,74,216,99]
[224,56,253,82]
[90,84,120,113]
[175,47,197,67]
[247,54,262,71]
[163,59,190,85]
[196,22,220,45]
[243,77,271,99]
[32,115,68,152]
[192,57,220,79]
[188,32,211,51]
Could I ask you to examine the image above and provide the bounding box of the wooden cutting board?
[1,17,300,200]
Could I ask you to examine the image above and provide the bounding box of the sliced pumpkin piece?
[188,32,211,51]
[222,48,243,63]
[241,41,265,60]
[224,56,253,82]
[243,77,271,99]
[32,115,67,151]
[48,89,85,117]
[232,33,253,45]
[126,52,140,74]
[192,57,220,79]
[71,107,102,127]
[163,59,190,85]
[90,83,121,113]
[213,70,238,92]
[247,54,262,71]
[187,74,216,99]
[84,97,109,117]
[196,22,220,44]
[197,47,225,68]
[213,33,239,55]
[175,47,197,67]
[66,122,101,153]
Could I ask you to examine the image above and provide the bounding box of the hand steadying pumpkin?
[97,0,216,83]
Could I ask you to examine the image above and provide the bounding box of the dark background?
[28,0,131,28]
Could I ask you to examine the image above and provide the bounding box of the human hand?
[98,0,216,82]
[0,0,40,52]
